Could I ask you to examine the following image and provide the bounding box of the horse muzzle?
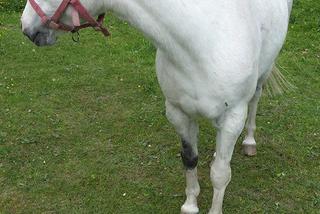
[22,28,56,47]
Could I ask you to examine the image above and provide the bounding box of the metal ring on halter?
[72,31,80,42]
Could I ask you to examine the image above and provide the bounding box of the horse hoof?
[181,204,199,214]
[242,144,257,156]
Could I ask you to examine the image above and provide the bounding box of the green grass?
[0,1,319,213]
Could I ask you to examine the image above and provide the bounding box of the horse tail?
[264,64,295,96]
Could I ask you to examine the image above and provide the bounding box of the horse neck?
[104,0,179,49]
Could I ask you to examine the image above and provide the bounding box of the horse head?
[21,0,107,46]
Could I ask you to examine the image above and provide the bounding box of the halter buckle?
[72,31,80,42]
[48,21,60,30]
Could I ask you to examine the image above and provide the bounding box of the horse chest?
[156,57,241,118]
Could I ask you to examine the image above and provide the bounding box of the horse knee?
[210,160,231,189]
[181,139,198,170]
[165,101,199,169]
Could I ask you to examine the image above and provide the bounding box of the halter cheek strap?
[28,0,110,37]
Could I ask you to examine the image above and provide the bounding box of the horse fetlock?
[181,202,199,214]
[186,183,200,197]
[243,136,257,146]
[242,138,257,156]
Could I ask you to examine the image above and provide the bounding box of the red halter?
[28,0,110,37]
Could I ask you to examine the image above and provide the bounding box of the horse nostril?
[23,29,38,42]
[23,30,32,40]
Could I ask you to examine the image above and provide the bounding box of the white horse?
[21,0,293,213]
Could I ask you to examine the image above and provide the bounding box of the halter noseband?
[28,0,110,37]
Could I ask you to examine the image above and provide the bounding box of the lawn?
[0,1,319,213]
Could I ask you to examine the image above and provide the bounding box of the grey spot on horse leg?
[181,139,198,169]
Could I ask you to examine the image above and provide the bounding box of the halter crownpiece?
[28,0,110,37]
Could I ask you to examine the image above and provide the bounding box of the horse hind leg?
[242,66,274,156]
[165,101,200,214]
[242,83,262,156]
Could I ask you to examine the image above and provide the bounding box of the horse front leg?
[209,104,248,214]
[165,101,200,214]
